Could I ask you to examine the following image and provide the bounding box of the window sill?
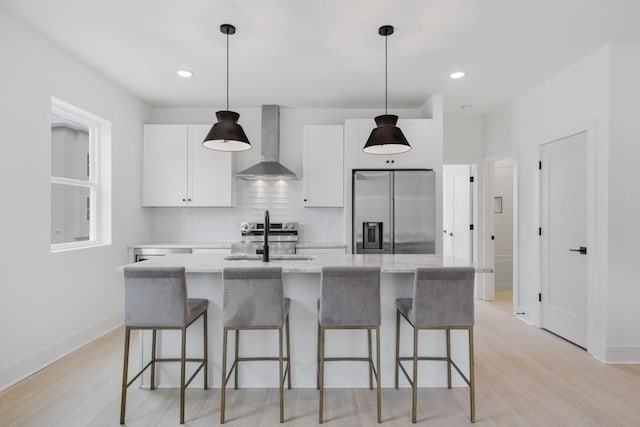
[51,241,111,253]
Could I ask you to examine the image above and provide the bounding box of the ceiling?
[3,0,640,115]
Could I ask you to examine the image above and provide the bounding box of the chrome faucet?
[263,210,270,262]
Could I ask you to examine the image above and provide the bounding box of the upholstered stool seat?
[220,267,291,424]
[317,266,382,424]
[120,266,208,425]
[395,267,476,423]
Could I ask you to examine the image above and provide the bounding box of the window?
[50,98,111,251]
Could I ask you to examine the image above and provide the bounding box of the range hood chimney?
[236,105,298,180]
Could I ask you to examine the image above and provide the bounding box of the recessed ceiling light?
[177,70,193,78]
[450,71,466,79]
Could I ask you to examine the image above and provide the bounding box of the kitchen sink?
[224,254,315,261]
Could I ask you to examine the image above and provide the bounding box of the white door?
[443,165,471,262]
[443,174,454,256]
[541,132,588,348]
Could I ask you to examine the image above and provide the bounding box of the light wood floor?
[493,288,513,313]
[2,299,639,426]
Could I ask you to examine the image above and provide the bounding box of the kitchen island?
[119,253,489,389]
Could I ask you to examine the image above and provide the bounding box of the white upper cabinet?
[188,125,234,207]
[303,125,344,207]
[346,119,435,169]
[142,124,235,207]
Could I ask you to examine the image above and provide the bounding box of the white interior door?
[443,165,471,262]
[541,132,588,348]
[452,172,471,262]
[443,175,454,257]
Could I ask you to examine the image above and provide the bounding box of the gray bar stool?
[395,267,476,423]
[317,266,382,424]
[120,266,208,425]
[221,267,291,424]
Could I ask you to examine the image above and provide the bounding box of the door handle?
[569,246,587,255]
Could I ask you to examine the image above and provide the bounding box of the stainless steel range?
[231,221,298,255]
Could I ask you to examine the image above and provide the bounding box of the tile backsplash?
[150,180,345,243]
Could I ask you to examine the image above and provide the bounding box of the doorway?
[493,159,514,307]
[540,132,588,348]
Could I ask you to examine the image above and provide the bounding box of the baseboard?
[0,312,123,392]
[602,346,640,364]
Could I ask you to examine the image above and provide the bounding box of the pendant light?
[202,24,251,152]
[363,25,411,155]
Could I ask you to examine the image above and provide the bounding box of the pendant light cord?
[226,31,229,111]
[384,34,388,114]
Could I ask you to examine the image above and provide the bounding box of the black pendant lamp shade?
[202,24,251,152]
[363,25,411,155]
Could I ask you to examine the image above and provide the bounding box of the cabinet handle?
[386,160,390,164]
[182,198,186,202]
[304,199,307,202]
[391,160,395,164]
[188,198,192,202]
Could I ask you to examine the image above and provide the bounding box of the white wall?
[0,10,151,390]
[493,160,513,288]
[148,106,424,243]
[485,45,624,360]
[443,115,485,161]
[606,44,640,361]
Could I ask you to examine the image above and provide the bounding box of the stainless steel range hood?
[236,105,298,180]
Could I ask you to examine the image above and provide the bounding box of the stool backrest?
[123,266,189,328]
[222,267,284,327]
[320,266,381,326]
[412,267,475,327]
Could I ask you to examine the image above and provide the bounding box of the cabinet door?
[142,124,188,206]
[303,125,344,207]
[188,125,235,207]
[349,119,434,170]
[351,119,394,169]
[388,119,432,169]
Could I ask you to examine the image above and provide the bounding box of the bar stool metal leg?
[368,329,373,390]
[412,326,418,424]
[234,329,239,390]
[375,326,382,423]
[316,322,320,390]
[286,314,292,389]
[120,327,131,425]
[150,329,157,390]
[180,327,186,424]
[469,327,475,423]
[318,325,325,423]
[395,310,400,389]
[446,328,452,389]
[220,327,228,424]
[279,326,284,423]
[203,311,208,389]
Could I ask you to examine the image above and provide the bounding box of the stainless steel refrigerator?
[353,170,436,254]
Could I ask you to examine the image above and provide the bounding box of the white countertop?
[129,242,232,249]
[129,242,347,250]
[120,253,492,274]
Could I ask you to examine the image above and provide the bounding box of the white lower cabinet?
[191,248,230,254]
[142,124,235,207]
[297,247,346,255]
[303,125,344,207]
